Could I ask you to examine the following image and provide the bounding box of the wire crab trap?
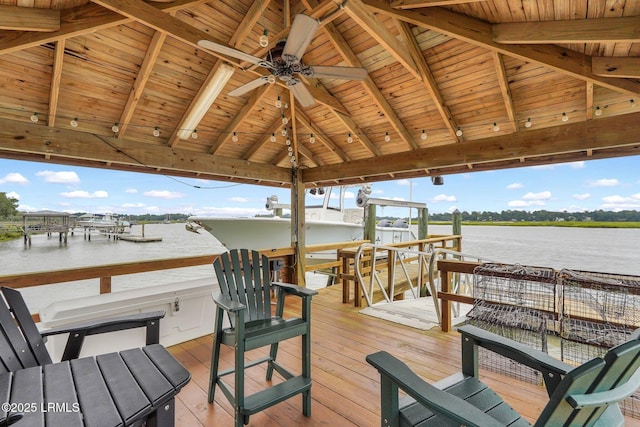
[558,269,640,418]
[465,263,559,384]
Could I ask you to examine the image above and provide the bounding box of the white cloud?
[506,183,523,190]
[572,193,591,200]
[60,190,108,198]
[229,197,249,203]
[433,194,457,202]
[397,179,412,186]
[590,178,619,187]
[0,172,29,185]
[508,200,546,207]
[36,170,80,184]
[522,191,551,200]
[125,188,138,194]
[569,161,585,169]
[6,191,20,200]
[143,190,184,199]
[121,202,146,208]
[600,194,640,211]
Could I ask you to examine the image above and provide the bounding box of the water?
[2,222,640,310]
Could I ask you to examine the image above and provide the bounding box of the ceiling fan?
[197,14,368,107]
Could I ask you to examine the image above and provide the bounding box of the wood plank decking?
[168,284,640,426]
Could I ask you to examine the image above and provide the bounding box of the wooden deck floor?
[167,284,640,426]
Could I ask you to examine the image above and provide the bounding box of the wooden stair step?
[241,376,311,416]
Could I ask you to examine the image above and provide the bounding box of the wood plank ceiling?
[0,0,638,188]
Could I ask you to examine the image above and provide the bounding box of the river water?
[1,222,639,311]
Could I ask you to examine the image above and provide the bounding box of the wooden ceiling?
[0,0,638,189]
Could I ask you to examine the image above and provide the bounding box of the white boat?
[75,212,131,234]
[189,186,420,261]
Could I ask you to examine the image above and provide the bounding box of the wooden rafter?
[119,30,167,138]
[303,111,640,183]
[296,109,351,162]
[228,0,273,48]
[321,19,418,150]
[0,5,60,32]
[336,0,421,80]
[0,0,206,56]
[391,0,486,9]
[47,40,65,127]
[592,57,640,78]
[491,51,516,130]
[242,118,282,161]
[208,83,271,155]
[332,111,383,156]
[363,0,640,96]
[394,20,460,141]
[493,16,640,44]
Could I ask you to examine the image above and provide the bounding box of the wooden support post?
[292,169,306,287]
[452,209,462,252]
[100,276,112,294]
[364,204,376,242]
[418,207,428,239]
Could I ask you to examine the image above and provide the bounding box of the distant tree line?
[421,209,640,222]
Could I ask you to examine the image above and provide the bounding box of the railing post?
[439,268,452,332]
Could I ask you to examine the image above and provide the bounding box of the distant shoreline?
[429,221,640,229]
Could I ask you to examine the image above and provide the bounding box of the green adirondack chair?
[208,249,318,427]
[367,324,640,427]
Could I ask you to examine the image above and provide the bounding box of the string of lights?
[8,97,637,144]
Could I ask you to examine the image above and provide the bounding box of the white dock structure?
[21,210,72,245]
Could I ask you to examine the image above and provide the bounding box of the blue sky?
[1,156,639,217]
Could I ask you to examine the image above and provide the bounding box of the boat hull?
[189,216,415,260]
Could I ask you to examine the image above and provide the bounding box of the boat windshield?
[305,187,342,211]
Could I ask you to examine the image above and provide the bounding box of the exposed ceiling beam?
[0,117,291,183]
[336,0,421,81]
[332,111,383,156]
[491,51,517,131]
[592,57,640,78]
[302,112,640,183]
[394,19,460,141]
[391,0,486,9]
[363,0,640,96]
[0,0,205,56]
[321,18,418,150]
[118,30,167,138]
[47,40,65,127]
[208,83,271,154]
[296,109,351,162]
[493,16,640,44]
[242,117,282,161]
[228,0,273,48]
[0,5,60,32]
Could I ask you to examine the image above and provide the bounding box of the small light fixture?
[287,146,292,153]
[281,128,288,137]
[310,188,317,195]
[30,112,39,123]
[285,138,291,146]
[384,131,390,142]
[111,122,120,133]
[630,99,636,108]
[70,117,78,127]
[281,114,288,125]
[153,127,160,137]
[562,112,569,122]
[275,95,282,109]
[420,129,427,140]
[270,133,277,142]
[318,187,325,195]
[431,176,444,185]
[524,118,532,128]
[259,29,269,48]
[347,133,353,144]
[191,129,198,139]
[492,122,500,132]
[309,133,315,144]
[455,127,463,137]
[232,131,238,142]
[594,106,602,116]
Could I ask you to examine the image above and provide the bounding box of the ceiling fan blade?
[282,14,319,61]
[197,40,263,65]
[289,81,315,107]
[228,76,271,97]
[309,65,368,81]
